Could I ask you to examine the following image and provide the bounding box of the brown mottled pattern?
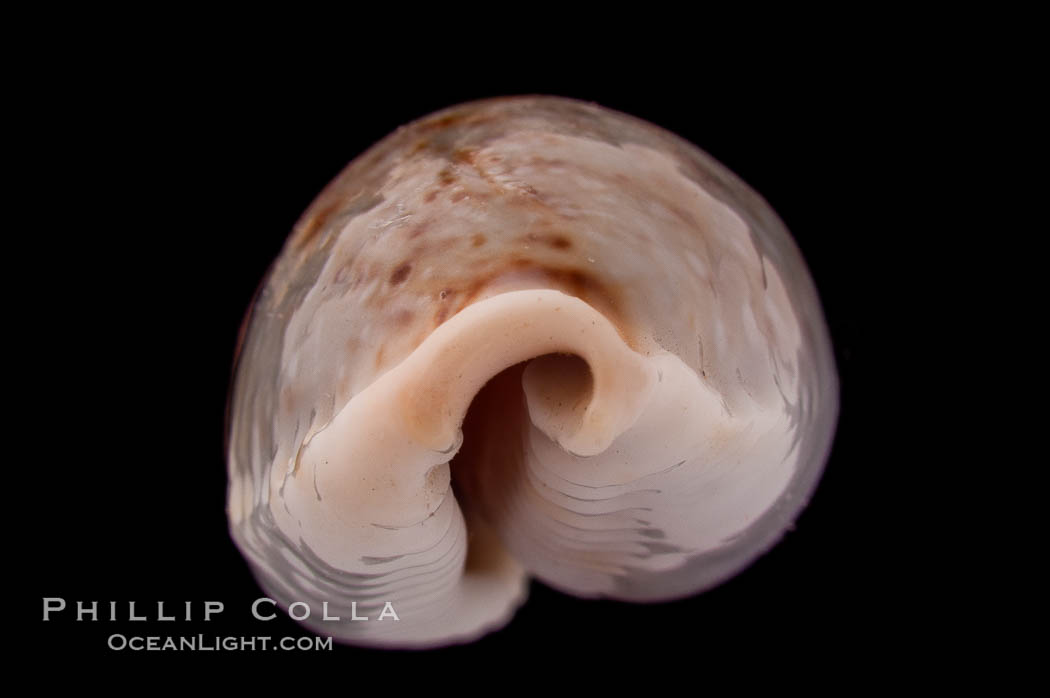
[237,97,829,495]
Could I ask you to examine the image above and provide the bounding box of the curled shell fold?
[226,96,838,648]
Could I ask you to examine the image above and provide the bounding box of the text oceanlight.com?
[107,634,333,651]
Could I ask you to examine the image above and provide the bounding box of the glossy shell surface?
[226,96,839,648]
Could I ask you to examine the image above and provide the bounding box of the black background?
[19,37,929,674]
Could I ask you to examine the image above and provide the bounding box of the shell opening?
[452,354,593,575]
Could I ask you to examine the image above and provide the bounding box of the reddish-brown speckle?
[437,169,456,187]
[548,235,572,250]
[418,113,464,132]
[523,232,573,250]
[390,263,412,285]
[293,197,342,251]
[452,147,479,165]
